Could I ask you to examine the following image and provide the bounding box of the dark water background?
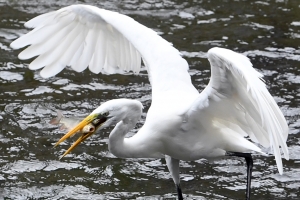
[0,0,299,199]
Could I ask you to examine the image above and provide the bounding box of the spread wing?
[187,47,289,174]
[10,4,193,94]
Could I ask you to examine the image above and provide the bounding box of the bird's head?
[54,99,143,159]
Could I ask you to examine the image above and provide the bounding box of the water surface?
[0,0,300,199]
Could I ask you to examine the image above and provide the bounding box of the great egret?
[10,4,289,200]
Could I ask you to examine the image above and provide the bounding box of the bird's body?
[106,72,263,162]
[11,4,289,199]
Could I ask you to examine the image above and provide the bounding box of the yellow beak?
[54,114,98,159]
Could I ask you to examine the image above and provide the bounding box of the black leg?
[226,152,253,200]
[176,184,183,200]
[244,154,253,200]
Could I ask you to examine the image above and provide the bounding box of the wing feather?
[25,11,57,28]
[10,4,193,94]
[89,29,106,74]
[71,25,98,72]
[28,22,78,70]
[12,12,75,50]
[188,47,289,174]
[57,24,86,66]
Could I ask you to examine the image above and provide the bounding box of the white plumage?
[11,4,289,199]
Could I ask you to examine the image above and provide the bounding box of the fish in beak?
[54,113,108,159]
[49,110,85,131]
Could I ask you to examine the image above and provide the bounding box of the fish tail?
[59,124,68,130]
[49,110,64,125]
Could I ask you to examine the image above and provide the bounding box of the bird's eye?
[102,112,109,117]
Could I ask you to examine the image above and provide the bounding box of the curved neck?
[108,121,136,158]
[108,121,163,159]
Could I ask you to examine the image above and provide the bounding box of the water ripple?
[1,0,299,199]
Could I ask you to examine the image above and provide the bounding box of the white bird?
[10,4,289,200]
